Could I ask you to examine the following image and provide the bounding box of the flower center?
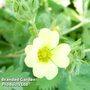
[38,46,52,63]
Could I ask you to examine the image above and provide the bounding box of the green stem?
[0,49,25,58]
[32,23,38,36]
[62,19,90,35]
[0,40,11,47]
[29,20,38,37]
[84,49,90,53]
[0,53,25,58]
[44,0,49,12]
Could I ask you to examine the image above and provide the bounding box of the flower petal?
[24,56,34,67]
[38,28,51,37]
[24,45,38,67]
[38,28,59,48]
[25,45,32,55]
[52,56,69,68]
[44,61,58,80]
[33,61,58,79]
[33,63,45,78]
[53,43,71,56]
[52,43,71,68]
[33,37,45,49]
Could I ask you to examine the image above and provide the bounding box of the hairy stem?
[62,19,90,35]
[84,49,90,53]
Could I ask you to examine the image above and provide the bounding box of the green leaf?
[0,10,30,48]
[48,0,64,14]
[67,62,90,90]
[12,0,39,23]
[0,58,14,67]
[36,12,51,29]
[82,27,90,48]
[82,26,90,61]
[56,13,71,31]
[52,0,70,7]
[67,75,90,90]
[0,66,29,90]
[67,39,85,77]
[79,63,90,75]
[32,0,39,11]
[23,82,37,90]
[58,70,67,90]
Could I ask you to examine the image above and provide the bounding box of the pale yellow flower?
[24,28,71,80]
[0,0,6,9]
[73,0,83,15]
[53,0,70,7]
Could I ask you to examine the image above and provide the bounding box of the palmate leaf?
[0,9,30,49]
[10,0,39,23]
[67,63,90,90]
[67,40,90,90]
[36,12,51,29]
[0,66,29,90]
[67,75,90,90]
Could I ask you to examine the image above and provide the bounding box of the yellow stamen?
[38,46,52,63]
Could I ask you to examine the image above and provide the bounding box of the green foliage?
[67,75,90,90]
[79,63,90,75]
[56,13,71,31]
[23,82,37,90]
[82,24,90,61]
[0,10,30,49]
[64,8,80,21]
[36,12,51,29]
[67,63,90,90]
[68,39,85,77]
[6,0,39,23]
[0,66,29,90]
[0,0,90,90]
[36,69,65,90]
[82,26,90,47]
[48,0,64,13]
